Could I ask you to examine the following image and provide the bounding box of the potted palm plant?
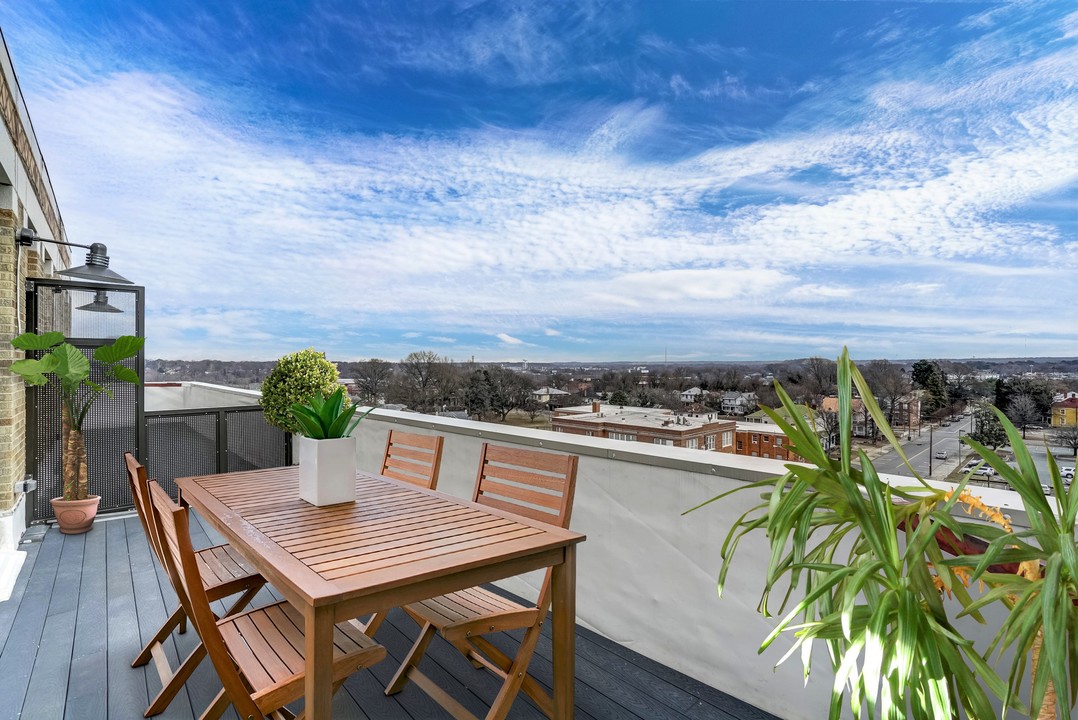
[9,331,145,533]
[689,349,1077,719]
[290,386,372,506]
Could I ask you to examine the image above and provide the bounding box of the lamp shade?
[76,289,123,313]
[58,243,133,284]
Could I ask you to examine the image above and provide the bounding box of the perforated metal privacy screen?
[28,279,145,521]
[145,408,288,499]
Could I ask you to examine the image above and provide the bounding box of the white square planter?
[297,436,357,506]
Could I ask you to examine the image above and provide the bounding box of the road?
[870,417,1075,490]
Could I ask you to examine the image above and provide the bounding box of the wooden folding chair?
[354,430,446,637]
[384,443,578,720]
[147,479,386,720]
[379,429,444,489]
[125,453,266,717]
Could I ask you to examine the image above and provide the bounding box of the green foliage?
[608,389,630,406]
[289,387,371,439]
[687,349,1050,720]
[951,409,1078,719]
[968,404,1008,450]
[912,359,949,416]
[260,348,343,433]
[9,332,145,431]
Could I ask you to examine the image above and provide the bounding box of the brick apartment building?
[735,424,803,462]
[552,402,736,452]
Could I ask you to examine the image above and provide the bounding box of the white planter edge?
[297,435,357,507]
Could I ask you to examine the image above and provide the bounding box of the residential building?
[735,423,803,462]
[679,386,704,403]
[821,396,877,437]
[0,37,75,559]
[1052,397,1078,427]
[720,391,757,415]
[552,402,736,452]
[532,386,571,404]
[745,403,813,425]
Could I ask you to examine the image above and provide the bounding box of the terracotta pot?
[50,495,101,534]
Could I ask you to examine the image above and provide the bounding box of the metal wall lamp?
[15,227,133,284]
[76,289,123,313]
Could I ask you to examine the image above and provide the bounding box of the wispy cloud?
[1,1,1073,361]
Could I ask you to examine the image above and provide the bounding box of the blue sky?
[1,1,1075,362]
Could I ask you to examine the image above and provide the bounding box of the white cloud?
[496,333,526,345]
[7,2,1075,361]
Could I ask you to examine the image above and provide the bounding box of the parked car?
[972,466,996,477]
[941,421,951,427]
[1061,466,1074,479]
[934,450,948,460]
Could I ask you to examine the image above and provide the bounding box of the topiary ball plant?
[260,348,344,434]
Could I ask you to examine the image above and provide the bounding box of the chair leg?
[144,642,208,716]
[198,688,230,720]
[357,610,387,636]
[449,637,485,668]
[470,636,553,719]
[133,605,185,667]
[221,584,262,618]
[484,623,545,720]
[385,621,437,696]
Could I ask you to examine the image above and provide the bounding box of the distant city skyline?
[1,1,1075,362]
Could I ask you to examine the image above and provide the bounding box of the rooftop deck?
[0,512,777,720]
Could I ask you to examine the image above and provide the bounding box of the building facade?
[552,403,736,452]
[1052,398,1078,427]
[0,30,75,555]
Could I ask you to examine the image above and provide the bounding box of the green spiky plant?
[688,349,1077,719]
[9,331,145,500]
[289,386,372,439]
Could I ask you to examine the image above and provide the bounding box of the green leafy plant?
[951,408,1078,719]
[289,386,371,439]
[686,348,1078,719]
[9,331,145,500]
[260,348,343,434]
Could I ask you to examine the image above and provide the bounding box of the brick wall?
[0,209,25,511]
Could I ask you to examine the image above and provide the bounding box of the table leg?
[305,604,335,719]
[551,544,576,719]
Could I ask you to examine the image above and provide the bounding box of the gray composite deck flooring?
[0,514,778,720]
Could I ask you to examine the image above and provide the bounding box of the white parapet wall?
[352,408,1027,720]
[145,382,262,411]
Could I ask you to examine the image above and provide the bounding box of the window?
[751,434,759,444]
[721,431,733,447]
[763,435,770,442]
[584,431,593,437]
[705,435,716,450]
[686,438,699,450]
[775,437,783,447]
[654,438,673,446]
[610,432,636,442]
[736,440,743,450]
[751,452,758,457]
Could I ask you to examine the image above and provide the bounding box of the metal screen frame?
[25,277,145,522]
[144,406,289,498]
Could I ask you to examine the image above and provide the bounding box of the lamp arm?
[14,227,92,250]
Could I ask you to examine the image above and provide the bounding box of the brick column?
[0,209,25,511]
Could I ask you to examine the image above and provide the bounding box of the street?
[869,416,1075,490]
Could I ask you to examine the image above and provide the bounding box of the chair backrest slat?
[380,430,444,490]
[472,443,577,528]
[471,443,578,612]
[147,480,263,720]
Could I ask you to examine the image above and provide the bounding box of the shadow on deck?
[0,514,777,720]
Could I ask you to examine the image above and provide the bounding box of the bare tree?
[1051,425,1078,458]
[801,357,837,406]
[862,360,912,428]
[390,350,455,413]
[352,358,393,405]
[1006,393,1040,439]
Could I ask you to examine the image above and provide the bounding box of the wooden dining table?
[177,466,586,720]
